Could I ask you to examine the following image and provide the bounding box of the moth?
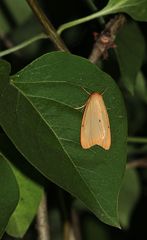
[80,92,111,150]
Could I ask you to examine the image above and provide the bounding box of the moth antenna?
[81,87,91,95]
[75,104,85,110]
[101,87,109,96]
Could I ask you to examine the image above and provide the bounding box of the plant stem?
[85,0,105,25]
[0,33,47,57]
[26,0,69,52]
[127,159,147,169]
[36,193,50,240]
[57,6,116,35]
[128,137,147,144]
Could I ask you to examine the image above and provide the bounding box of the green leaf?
[115,22,145,94]
[118,169,140,229]
[0,60,19,238]
[0,52,127,227]
[0,153,19,238]
[103,0,147,22]
[6,165,43,238]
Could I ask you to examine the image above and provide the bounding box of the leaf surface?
[116,22,145,94]
[6,165,43,238]
[0,153,19,238]
[119,169,140,228]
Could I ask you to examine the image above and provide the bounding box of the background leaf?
[135,71,147,103]
[118,169,141,229]
[6,165,43,238]
[5,0,32,25]
[82,215,110,240]
[0,10,10,35]
[115,21,145,94]
[0,52,127,227]
[0,153,19,239]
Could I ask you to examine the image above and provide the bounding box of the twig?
[127,159,147,169]
[64,221,76,240]
[36,193,50,240]
[89,14,126,63]
[71,208,82,240]
[0,33,13,49]
[26,0,69,52]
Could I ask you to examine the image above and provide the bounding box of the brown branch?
[26,0,69,52]
[36,193,50,240]
[0,33,13,49]
[71,208,82,240]
[63,221,76,240]
[89,14,126,63]
[0,33,21,56]
[126,159,147,169]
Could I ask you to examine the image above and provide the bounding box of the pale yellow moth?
[80,92,111,150]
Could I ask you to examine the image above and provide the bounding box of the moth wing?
[80,93,111,150]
